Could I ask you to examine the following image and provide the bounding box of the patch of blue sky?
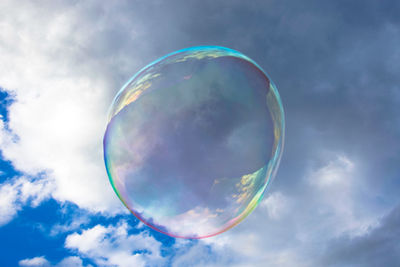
[0,89,21,180]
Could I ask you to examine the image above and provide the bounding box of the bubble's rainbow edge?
[103,46,285,239]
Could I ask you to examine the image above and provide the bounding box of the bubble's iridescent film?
[103,46,285,239]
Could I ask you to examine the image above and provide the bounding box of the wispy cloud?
[19,256,88,267]
[19,256,50,267]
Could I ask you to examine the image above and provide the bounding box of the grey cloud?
[319,204,400,267]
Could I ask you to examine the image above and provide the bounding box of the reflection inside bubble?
[104,46,284,238]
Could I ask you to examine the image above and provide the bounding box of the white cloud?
[19,256,87,267]
[197,231,307,267]
[54,256,86,267]
[50,213,90,236]
[65,221,163,267]
[19,256,50,267]
[307,155,372,236]
[309,155,354,188]
[0,0,136,214]
[0,176,53,226]
[260,191,290,220]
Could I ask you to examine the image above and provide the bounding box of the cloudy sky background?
[0,0,399,266]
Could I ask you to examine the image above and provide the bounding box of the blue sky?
[0,0,399,266]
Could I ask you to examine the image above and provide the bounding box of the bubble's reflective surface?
[104,46,284,238]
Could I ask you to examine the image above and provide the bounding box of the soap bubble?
[103,46,284,239]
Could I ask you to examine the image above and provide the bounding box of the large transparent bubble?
[103,46,284,239]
